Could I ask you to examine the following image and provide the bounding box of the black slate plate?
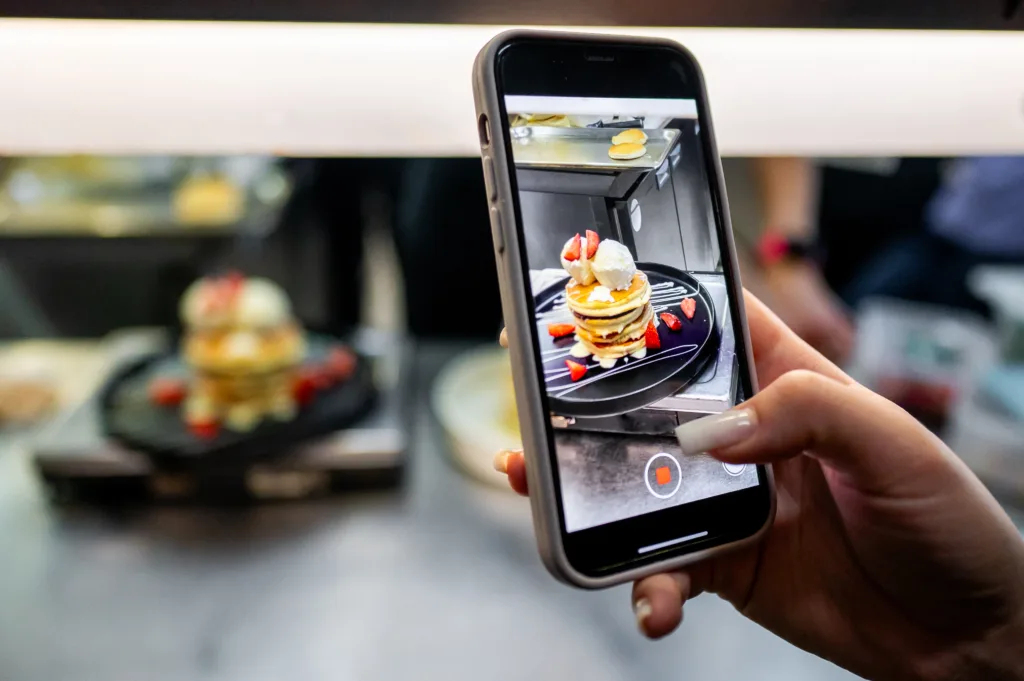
[534,263,719,418]
[100,335,377,472]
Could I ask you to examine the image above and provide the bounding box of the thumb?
[674,369,955,495]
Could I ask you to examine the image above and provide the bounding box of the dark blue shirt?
[928,156,1024,257]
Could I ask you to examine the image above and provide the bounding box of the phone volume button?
[482,155,498,203]
[490,206,505,254]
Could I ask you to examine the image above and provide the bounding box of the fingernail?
[498,328,509,348]
[675,408,757,455]
[493,450,511,474]
[633,598,652,633]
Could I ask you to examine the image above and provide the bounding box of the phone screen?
[495,39,771,575]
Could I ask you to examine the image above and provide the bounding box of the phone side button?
[490,206,505,254]
[482,155,498,203]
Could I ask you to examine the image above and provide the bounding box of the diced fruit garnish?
[292,371,318,405]
[148,377,187,407]
[585,230,600,259]
[547,323,576,338]
[565,359,588,382]
[223,271,245,296]
[187,418,219,439]
[680,297,697,320]
[644,321,661,350]
[659,312,682,331]
[562,233,582,262]
[310,367,333,390]
[326,346,357,381]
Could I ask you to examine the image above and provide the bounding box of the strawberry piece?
[659,312,682,331]
[188,418,219,440]
[326,346,357,381]
[644,321,661,350]
[562,233,582,262]
[292,371,318,405]
[585,230,600,259]
[547,323,576,339]
[148,377,187,407]
[224,270,245,296]
[565,359,588,382]
[680,297,697,320]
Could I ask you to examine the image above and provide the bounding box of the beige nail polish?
[674,408,757,455]
[634,598,653,633]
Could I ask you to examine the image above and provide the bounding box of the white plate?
[431,347,522,488]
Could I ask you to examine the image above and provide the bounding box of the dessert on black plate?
[143,273,357,440]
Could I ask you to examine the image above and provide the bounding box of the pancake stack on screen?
[608,128,649,160]
[556,232,655,370]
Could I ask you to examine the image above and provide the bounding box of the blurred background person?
[745,156,1024,365]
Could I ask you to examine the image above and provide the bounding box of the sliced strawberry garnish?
[562,233,582,262]
[565,359,588,382]
[659,312,682,331]
[585,230,600,259]
[148,377,187,407]
[326,346,357,381]
[644,321,661,350]
[547,323,576,338]
[224,270,245,296]
[680,297,697,320]
[187,418,219,440]
[292,371,319,405]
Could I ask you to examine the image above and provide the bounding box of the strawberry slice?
[680,297,697,320]
[565,359,588,382]
[585,230,600,259]
[292,371,319,405]
[659,312,682,331]
[547,323,576,338]
[148,377,187,407]
[562,233,582,262]
[326,346,357,381]
[644,321,661,350]
[187,418,219,440]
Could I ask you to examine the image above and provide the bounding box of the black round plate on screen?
[534,263,719,418]
[99,335,377,472]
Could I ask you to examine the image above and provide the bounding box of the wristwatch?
[756,231,819,268]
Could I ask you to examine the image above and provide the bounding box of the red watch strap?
[757,232,791,267]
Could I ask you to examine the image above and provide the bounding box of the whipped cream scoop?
[591,239,636,291]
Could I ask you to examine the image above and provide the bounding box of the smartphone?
[473,30,775,588]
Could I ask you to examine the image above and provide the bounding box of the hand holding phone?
[474,31,774,587]
[495,291,1024,681]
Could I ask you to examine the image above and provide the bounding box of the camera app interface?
[506,96,758,533]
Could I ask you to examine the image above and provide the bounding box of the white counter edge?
[1,20,1023,156]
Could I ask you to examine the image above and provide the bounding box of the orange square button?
[655,466,672,486]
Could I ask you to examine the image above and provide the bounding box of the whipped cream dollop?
[591,239,636,291]
[587,285,615,303]
[560,235,595,286]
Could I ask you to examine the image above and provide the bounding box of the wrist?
[756,230,820,271]
[920,609,1024,681]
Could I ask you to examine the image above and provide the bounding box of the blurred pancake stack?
[179,273,307,432]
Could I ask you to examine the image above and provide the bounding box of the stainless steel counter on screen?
[510,126,680,171]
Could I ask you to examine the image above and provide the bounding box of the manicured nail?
[675,408,757,455]
[493,450,511,474]
[634,598,653,633]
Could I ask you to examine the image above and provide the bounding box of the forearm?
[750,156,820,240]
